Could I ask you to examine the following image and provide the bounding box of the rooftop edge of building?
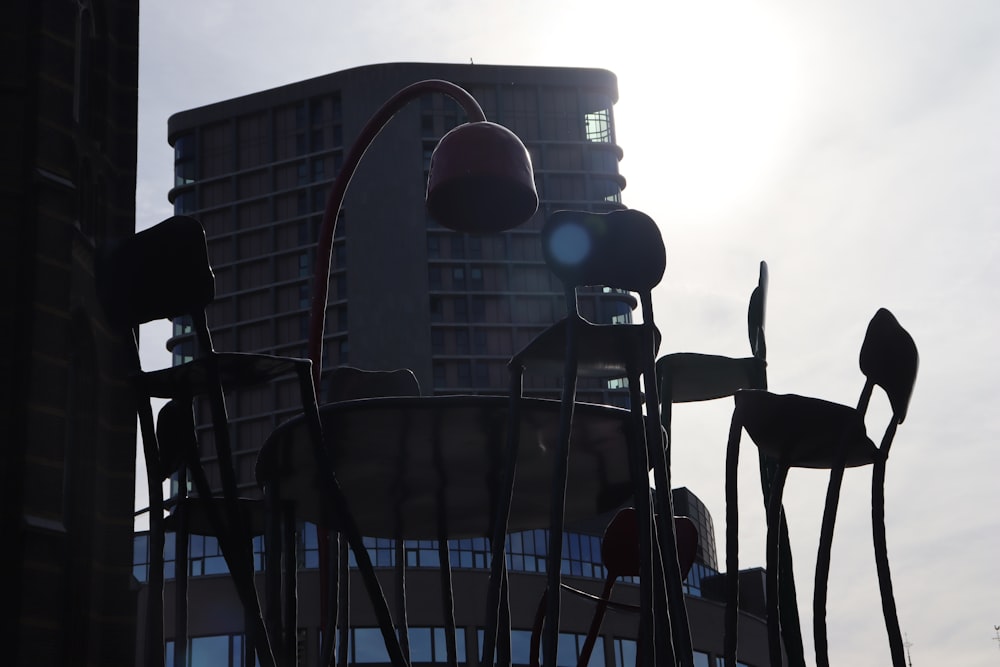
[167,61,620,143]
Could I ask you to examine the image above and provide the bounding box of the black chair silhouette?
[97,216,323,667]
[655,263,805,665]
[482,209,690,667]
[724,308,918,667]
[527,508,699,667]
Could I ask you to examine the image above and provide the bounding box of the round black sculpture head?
[426,121,538,233]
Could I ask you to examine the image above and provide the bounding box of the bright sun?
[610,2,804,223]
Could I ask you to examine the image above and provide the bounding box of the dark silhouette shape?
[320,366,421,667]
[483,209,689,667]
[97,216,321,667]
[724,308,918,667]
[527,509,699,667]
[98,216,397,667]
[655,263,805,666]
[301,80,537,667]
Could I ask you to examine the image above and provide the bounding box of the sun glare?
[613,2,804,222]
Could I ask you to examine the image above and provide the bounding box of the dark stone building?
[1,2,140,665]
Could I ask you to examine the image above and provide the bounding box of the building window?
[613,638,636,667]
[455,329,469,354]
[474,361,490,388]
[349,626,465,664]
[453,298,468,322]
[584,108,612,143]
[173,190,196,214]
[473,329,488,354]
[456,361,471,387]
[428,267,443,291]
[167,634,245,667]
[451,266,465,290]
[469,267,484,291]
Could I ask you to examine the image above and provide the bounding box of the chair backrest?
[859,308,919,424]
[541,209,666,295]
[747,261,768,360]
[97,216,215,331]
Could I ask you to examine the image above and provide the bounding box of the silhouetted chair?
[482,209,689,667]
[527,508,699,667]
[724,308,918,667]
[655,263,805,664]
[97,215,324,667]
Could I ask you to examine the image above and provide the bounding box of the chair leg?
[436,536,459,667]
[576,576,617,667]
[625,372,657,667]
[174,497,189,667]
[136,395,165,667]
[765,460,789,667]
[645,358,690,667]
[431,411,458,667]
[395,539,410,662]
[337,540,350,667]
[813,446,846,667]
[319,527,341,667]
[723,408,742,667]
[264,493,282,660]
[759,453,806,667]
[543,332,580,667]
[482,367,524,667]
[872,452,906,667]
[293,372,408,666]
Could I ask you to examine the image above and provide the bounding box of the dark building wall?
[0,2,139,665]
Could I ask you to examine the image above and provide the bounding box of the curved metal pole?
[766,459,789,667]
[626,367,657,667]
[307,80,486,389]
[543,309,580,667]
[303,80,486,666]
[723,407,742,667]
[482,366,524,666]
[642,299,690,667]
[813,448,845,667]
[873,424,906,667]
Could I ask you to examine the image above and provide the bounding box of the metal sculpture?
[724,308,918,667]
[526,508,699,667]
[655,263,806,666]
[299,79,537,667]
[97,216,323,667]
[491,209,686,667]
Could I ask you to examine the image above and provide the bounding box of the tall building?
[164,62,634,497]
[137,62,775,666]
[2,2,140,665]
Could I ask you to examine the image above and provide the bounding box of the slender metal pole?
[307,80,486,388]
[724,408,742,667]
[304,83,486,665]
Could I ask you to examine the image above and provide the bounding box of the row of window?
[164,629,752,667]
[133,527,668,588]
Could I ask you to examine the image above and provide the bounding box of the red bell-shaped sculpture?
[426,120,538,233]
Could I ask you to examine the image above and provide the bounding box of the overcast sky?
[135,1,999,664]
